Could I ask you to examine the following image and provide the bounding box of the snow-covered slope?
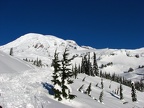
[0,33,144,107]
[1,33,144,81]
[0,33,84,67]
[0,51,75,108]
[0,51,143,108]
[0,50,33,73]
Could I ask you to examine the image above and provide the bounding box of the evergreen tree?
[38,59,42,67]
[80,54,91,76]
[86,83,92,96]
[51,50,62,101]
[140,80,144,92]
[109,81,112,89]
[61,48,76,99]
[99,90,104,103]
[78,64,81,74]
[74,63,78,79]
[36,58,39,67]
[71,65,74,77]
[87,53,93,76]
[131,82,137,102]
[10,48,13,56]
[120,83,123,100]
[111,73,116,81]
[33,60,36,65]
[89,62,93,76]
[81,57,85,74]
[101,78,104,89]
[116,87,119,95]
[83,55,89,75]
[93,52,99,76]
[100,70,103,77]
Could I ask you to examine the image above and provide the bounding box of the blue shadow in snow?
[42,82,54,95]
[109,92,120,99]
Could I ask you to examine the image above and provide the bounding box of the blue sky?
[0,0,144,49]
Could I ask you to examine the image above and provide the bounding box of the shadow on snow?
[41,82,54,95]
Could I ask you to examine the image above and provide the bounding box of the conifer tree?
[10,48,13,56]
[93,52,99,76]
[78,64,81,74]
[61,48,76,99]
[81,57,85,74]
[83,55,88,75]
[100,71,103,77]
[74,63,78,79]
[86,83,92,96]
[131,82,137,102]
[99,90,104,103]
[89,62,93,76]
[120,83,123,100]
[51,50,62,101]
[87,53,93,76]
[71,65,74,77]
[101,78,104,89]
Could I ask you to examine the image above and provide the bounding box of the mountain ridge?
[0,33,144,82]
[0,33,144,107]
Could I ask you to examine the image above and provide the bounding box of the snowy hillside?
[0,51,143,108]
[0,33,144,81]
[0,33,144,108]
[0,51,76,108]
[0,50,33,73]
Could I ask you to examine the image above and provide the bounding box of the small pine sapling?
[120,83,124,100]
[99,90,104,103]
[131,82,137,102]
[86,83,92,96]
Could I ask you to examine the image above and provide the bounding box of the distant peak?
[22,33,45,38]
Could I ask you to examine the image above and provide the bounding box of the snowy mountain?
[0,33,144,108]
[1,33,144,81]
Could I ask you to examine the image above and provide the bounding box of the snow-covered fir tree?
[10,47,13,56]
[131,81,137,102]
[93,52,99,76]
[74,63,78,79]
[120,83,123,100]
[51,48,76,100]
[51,50,62,101]
[101,78,104,89]
[88,53,94,76]
[61,48,76,99]
[86,83,92,96]
[99,90,104,103]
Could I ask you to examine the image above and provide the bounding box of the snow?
[0,33,144,107]
[0,50,32,73]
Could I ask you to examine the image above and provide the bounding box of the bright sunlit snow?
[0,33,144,108]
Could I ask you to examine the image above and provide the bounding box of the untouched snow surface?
[0,50,33,73]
